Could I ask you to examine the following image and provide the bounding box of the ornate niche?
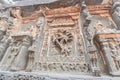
[95,33,120,76]
[33,6,88,74]
[52,29,73,56]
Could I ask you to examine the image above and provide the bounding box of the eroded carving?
[0,1,119,78]
[111,1,120,29]
[0,18,10,61]
[52,29,73,56]
[0,34,32,71]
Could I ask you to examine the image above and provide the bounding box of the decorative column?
[0,46,12,70]
[95,33,120,76]
[100,42,117,73]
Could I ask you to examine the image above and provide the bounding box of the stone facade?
[0,0,120,79]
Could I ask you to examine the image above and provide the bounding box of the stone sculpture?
[81,1,92,27]
[0,34,32,71]
[52,29,73,56]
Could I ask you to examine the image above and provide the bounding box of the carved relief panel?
[0,2,119,78]
[33,6,88,74]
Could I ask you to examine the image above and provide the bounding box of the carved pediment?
[47,16,75,27]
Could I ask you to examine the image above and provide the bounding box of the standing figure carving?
[0,38,21,70]
[81,1,92,27]
[0,19,9,61]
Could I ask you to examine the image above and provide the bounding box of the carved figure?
[9,7,22,33]
[53,30,73,56]
[0,34,32,71]
[81,1,92,27]
[81,1,91,20]
[10,7,22,19]
[90,51,98,67]
[0,39,21,70]
[6,41,21,69]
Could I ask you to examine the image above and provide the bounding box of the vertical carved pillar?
[80,2,100,76]
[0,46,12,70]
[95,33,120,76]
[34,16,46,63]
[101,42,117,73]
[26,47,35,72]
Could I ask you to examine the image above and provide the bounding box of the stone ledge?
[0,71,119,80]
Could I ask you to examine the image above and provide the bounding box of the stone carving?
[10,7,22,19]
[93,21,116,34]
[26,47,35,72]
[81,1,92,27]
[81,5,101,75]
[0,72,116,80]
[109,42,120,70]
[52,29,73,56]
[0,38,21,70]
[0,1,119,78]
[53,30,73,56]
[0,34,32,71]
[0,19,10,61]
[11,35,32,71]
[111,1,120,29]
[94,33,120,76]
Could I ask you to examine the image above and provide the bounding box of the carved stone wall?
[0,0,120,79]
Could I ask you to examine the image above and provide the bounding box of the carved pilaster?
[95,33,120,76]
[81,2,101,76]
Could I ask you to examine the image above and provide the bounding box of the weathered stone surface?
[0,0,120,79]
[0,72,119,80]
